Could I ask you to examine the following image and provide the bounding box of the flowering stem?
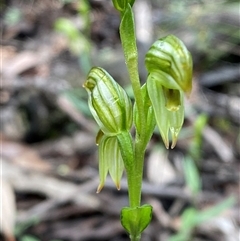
[133,138,145,206]
[85,2,192,239]
[120,4,145,136]
[119,4,147,211]
[116,131,144,208]
[130,236,140,241]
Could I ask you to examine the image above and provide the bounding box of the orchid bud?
[97,134,124,193]
[145,34,192,95]
[83,67,133,136]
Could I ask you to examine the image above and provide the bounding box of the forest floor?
[1,1,240,241]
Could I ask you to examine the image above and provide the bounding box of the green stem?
[117,131,135,207]
[133,137,145,206]
[120,4,145,134]
[119,4,147,210]
[130,235,141,241]
[127,145,144,208]
[117,131,145,208]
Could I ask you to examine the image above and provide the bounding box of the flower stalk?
[83,1,193,240]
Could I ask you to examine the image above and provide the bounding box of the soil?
[1,1,240,241]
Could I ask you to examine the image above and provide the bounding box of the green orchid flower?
[83,67,133,136]
[145,35,192,148]
[145,35,192,95]
[83,67,134,192]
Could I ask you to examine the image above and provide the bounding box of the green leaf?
[181,207,198,231]
[184,157,201,196]
[15,217,39,236]
[196,196,235,225]
[62,89,91,117]
[169,233,190,241]
[55,18,80,41]
[4,7,22,26]
[55,18,90,55]
[121,204,153,240]
[120,4,138,78]
[169,207,198,241]
[170,197,235,241]
[119,3,144,134]
[189,114,208,159]
[20,235,40,241]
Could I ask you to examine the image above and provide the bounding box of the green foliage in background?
[20,235,62,241]
[15,217,63,241]
[189,114,208,161]
[168,111,235,241]
[154,0,239,65]
[3,7,22,26]
[170,156,235,241]
[54,0,91,74]
[63,88,91,117]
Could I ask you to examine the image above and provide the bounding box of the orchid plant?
[83,1,192,240]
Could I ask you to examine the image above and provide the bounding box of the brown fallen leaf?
[1,35,68,81]
[0,135,51,172]
[147,147,176,185]
[0,179,16,241]
[2,51,42,79]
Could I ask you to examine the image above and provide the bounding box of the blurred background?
[1,0,240,240]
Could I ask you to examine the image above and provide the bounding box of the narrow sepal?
[97,135,125,192]
[97,135,109,193]
[108,137,124,190]
[147,74,185,149]
[147,74,170,149]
